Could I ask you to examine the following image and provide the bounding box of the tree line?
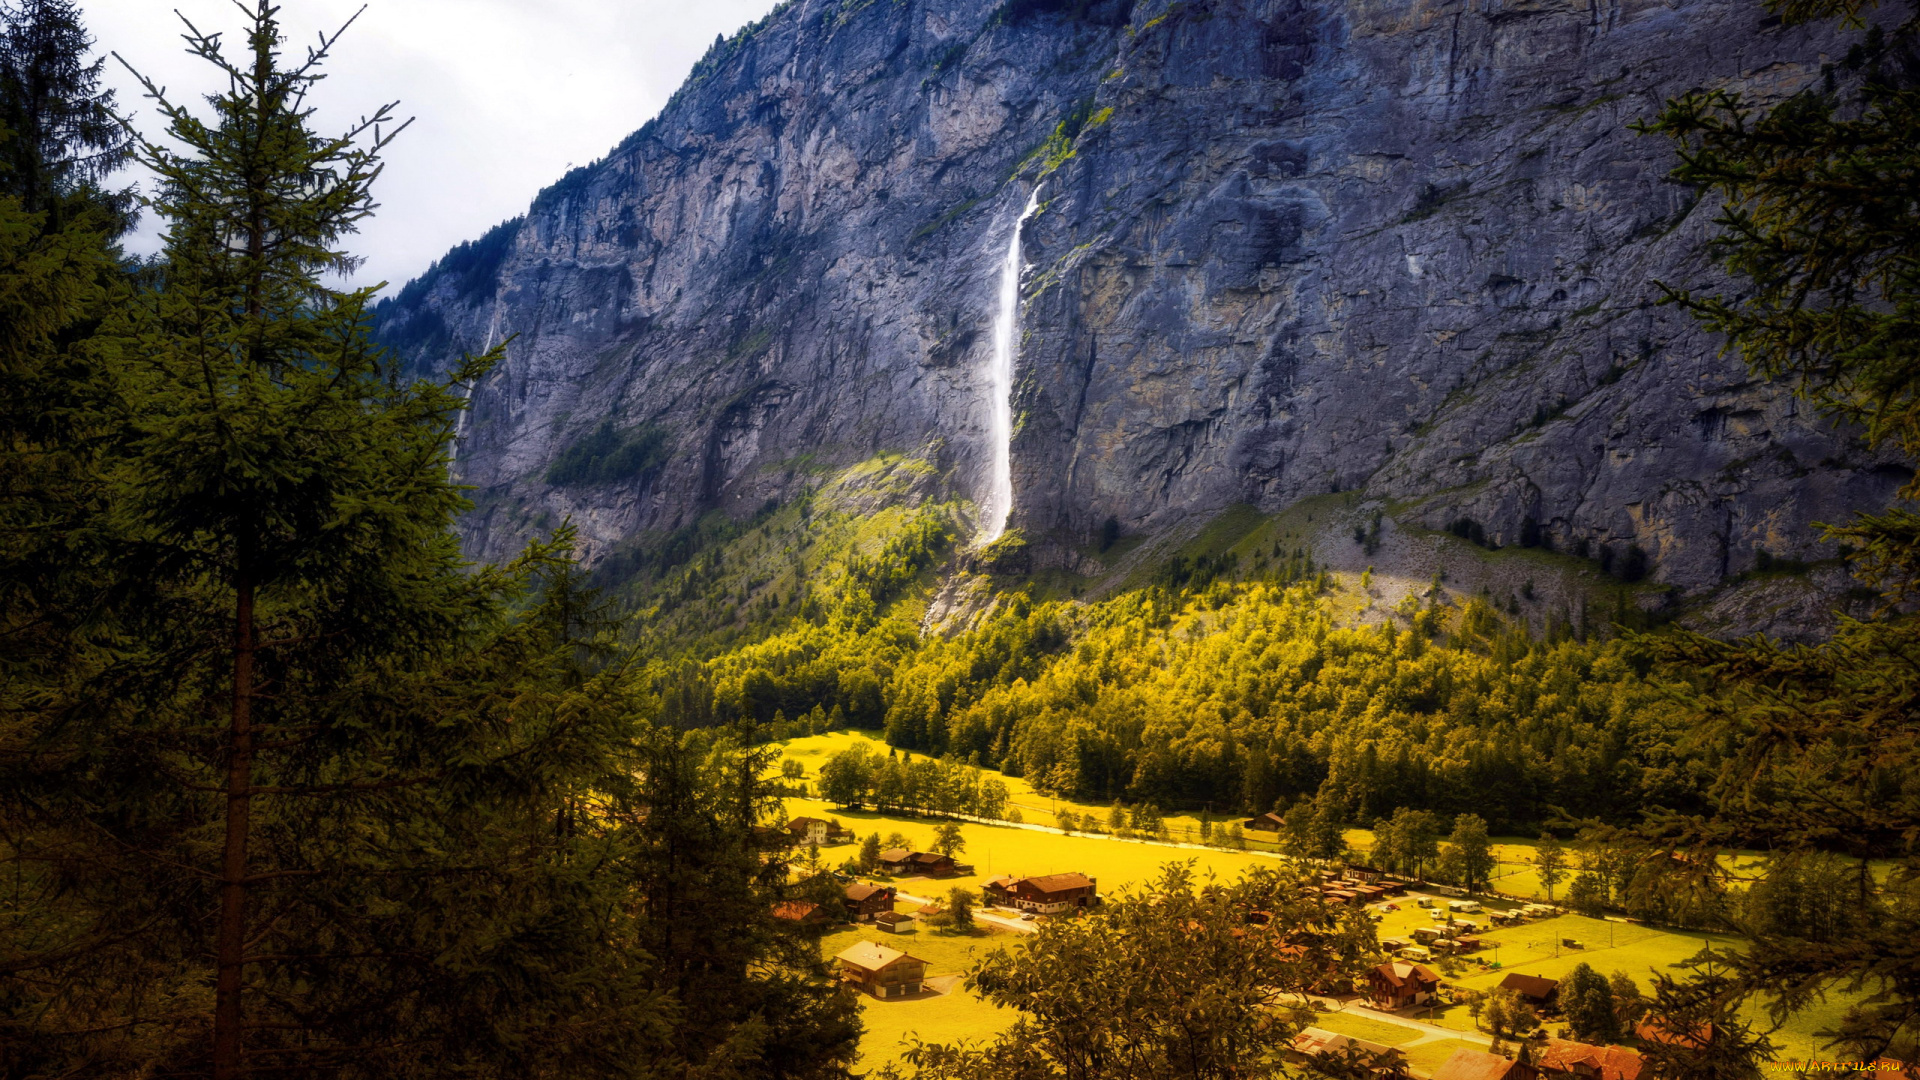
[0,4,858,1077]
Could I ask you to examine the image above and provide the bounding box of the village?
[772,805,1698,1080]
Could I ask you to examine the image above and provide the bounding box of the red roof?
[1540,1039,1643,1080]
[1500,972,1560,1001]
[1371,961,1441,989]
[1431,1047,1533,1080]
[773,901,822,921]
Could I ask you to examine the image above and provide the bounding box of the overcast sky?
[86,0,784,294]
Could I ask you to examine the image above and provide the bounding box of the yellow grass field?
[818,922,1016,1069]
[778,732,1865,1068]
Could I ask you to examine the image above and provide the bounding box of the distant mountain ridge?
[375,0,1901,638]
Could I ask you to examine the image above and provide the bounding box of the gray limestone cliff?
[374,0,1907,635]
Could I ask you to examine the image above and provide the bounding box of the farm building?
[1244,812,1286,832]
[1537,1039,1644,1080]
[834,940,929,999]
[982,872,1098,914]
[772,900,830,925]
[1431,1047,1538,1080]
[842,881,896,922]
[1499,973,1561,1012]
[1364,960,1441,1009]
[878,849,959,877]
[1288,1026,1409,1077]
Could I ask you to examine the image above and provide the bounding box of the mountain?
[373,0,1902,638]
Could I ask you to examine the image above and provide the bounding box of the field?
[778,733,1865,1069]
[818,921,1016,1068]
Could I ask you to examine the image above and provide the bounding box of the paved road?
[1311,998,1474,1047]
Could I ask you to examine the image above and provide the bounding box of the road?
[894,890,1038,934]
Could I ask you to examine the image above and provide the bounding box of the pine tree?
[3,6,862,1078]
[0,0,129,224]
[1626,0,1920,1060]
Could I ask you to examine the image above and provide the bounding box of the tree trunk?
[212,576,256,1080]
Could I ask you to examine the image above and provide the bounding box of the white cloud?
[86,0,784,294]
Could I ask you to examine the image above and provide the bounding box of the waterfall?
[449,305,502,468]
[980,188,1041,544]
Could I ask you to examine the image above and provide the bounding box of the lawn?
[782,794,1293,899]
[775,732,1293,852]
[1446,914,1718,993]
[1402,1037,1495,1075]
[818,923,1018,1066]
[1312,1010,1424,1046]
[781,733,1873,1066]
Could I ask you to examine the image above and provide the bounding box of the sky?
[85,0,785,294]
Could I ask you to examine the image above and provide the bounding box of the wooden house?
[1364,961,1442,1009]
[1499,972,1561,1013]
[1244,811,1287,832]
[878,848,959,877]
[842,881,896,922]
[982,872,1098,914]
[834,940,929,999]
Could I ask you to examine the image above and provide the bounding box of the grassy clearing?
[819,920,1018,1065]
[780,734,1869,1063]
[783,792,1290,899]
[1312,1010,1424,1046]
[1448,914,1717,992]
[775,731,1296,855]
[1402,1037,1495,1075]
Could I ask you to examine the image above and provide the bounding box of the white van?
[1448,900,1482,914]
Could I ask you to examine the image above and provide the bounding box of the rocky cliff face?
[376,0,1905,622]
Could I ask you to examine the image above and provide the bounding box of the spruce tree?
[1626,0,1920,1061]
[0,0,129,224]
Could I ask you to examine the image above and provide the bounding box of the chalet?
[1499,973,1561,1013]
[1364,961,1442,1009]
[843,881,897,922]
[1289,1026,1410,1077]
[835,941,929,998]
[787,817,831,846]
[787,816,854,846]
[1538,1039,1644,1080]
[878,848,959,877]
[1431,1048,1539,1080]
[772,900,830,925]
[1244,811,1287,832]
[982,872,1098,914]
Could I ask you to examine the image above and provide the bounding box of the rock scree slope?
[374,0,1903,634]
